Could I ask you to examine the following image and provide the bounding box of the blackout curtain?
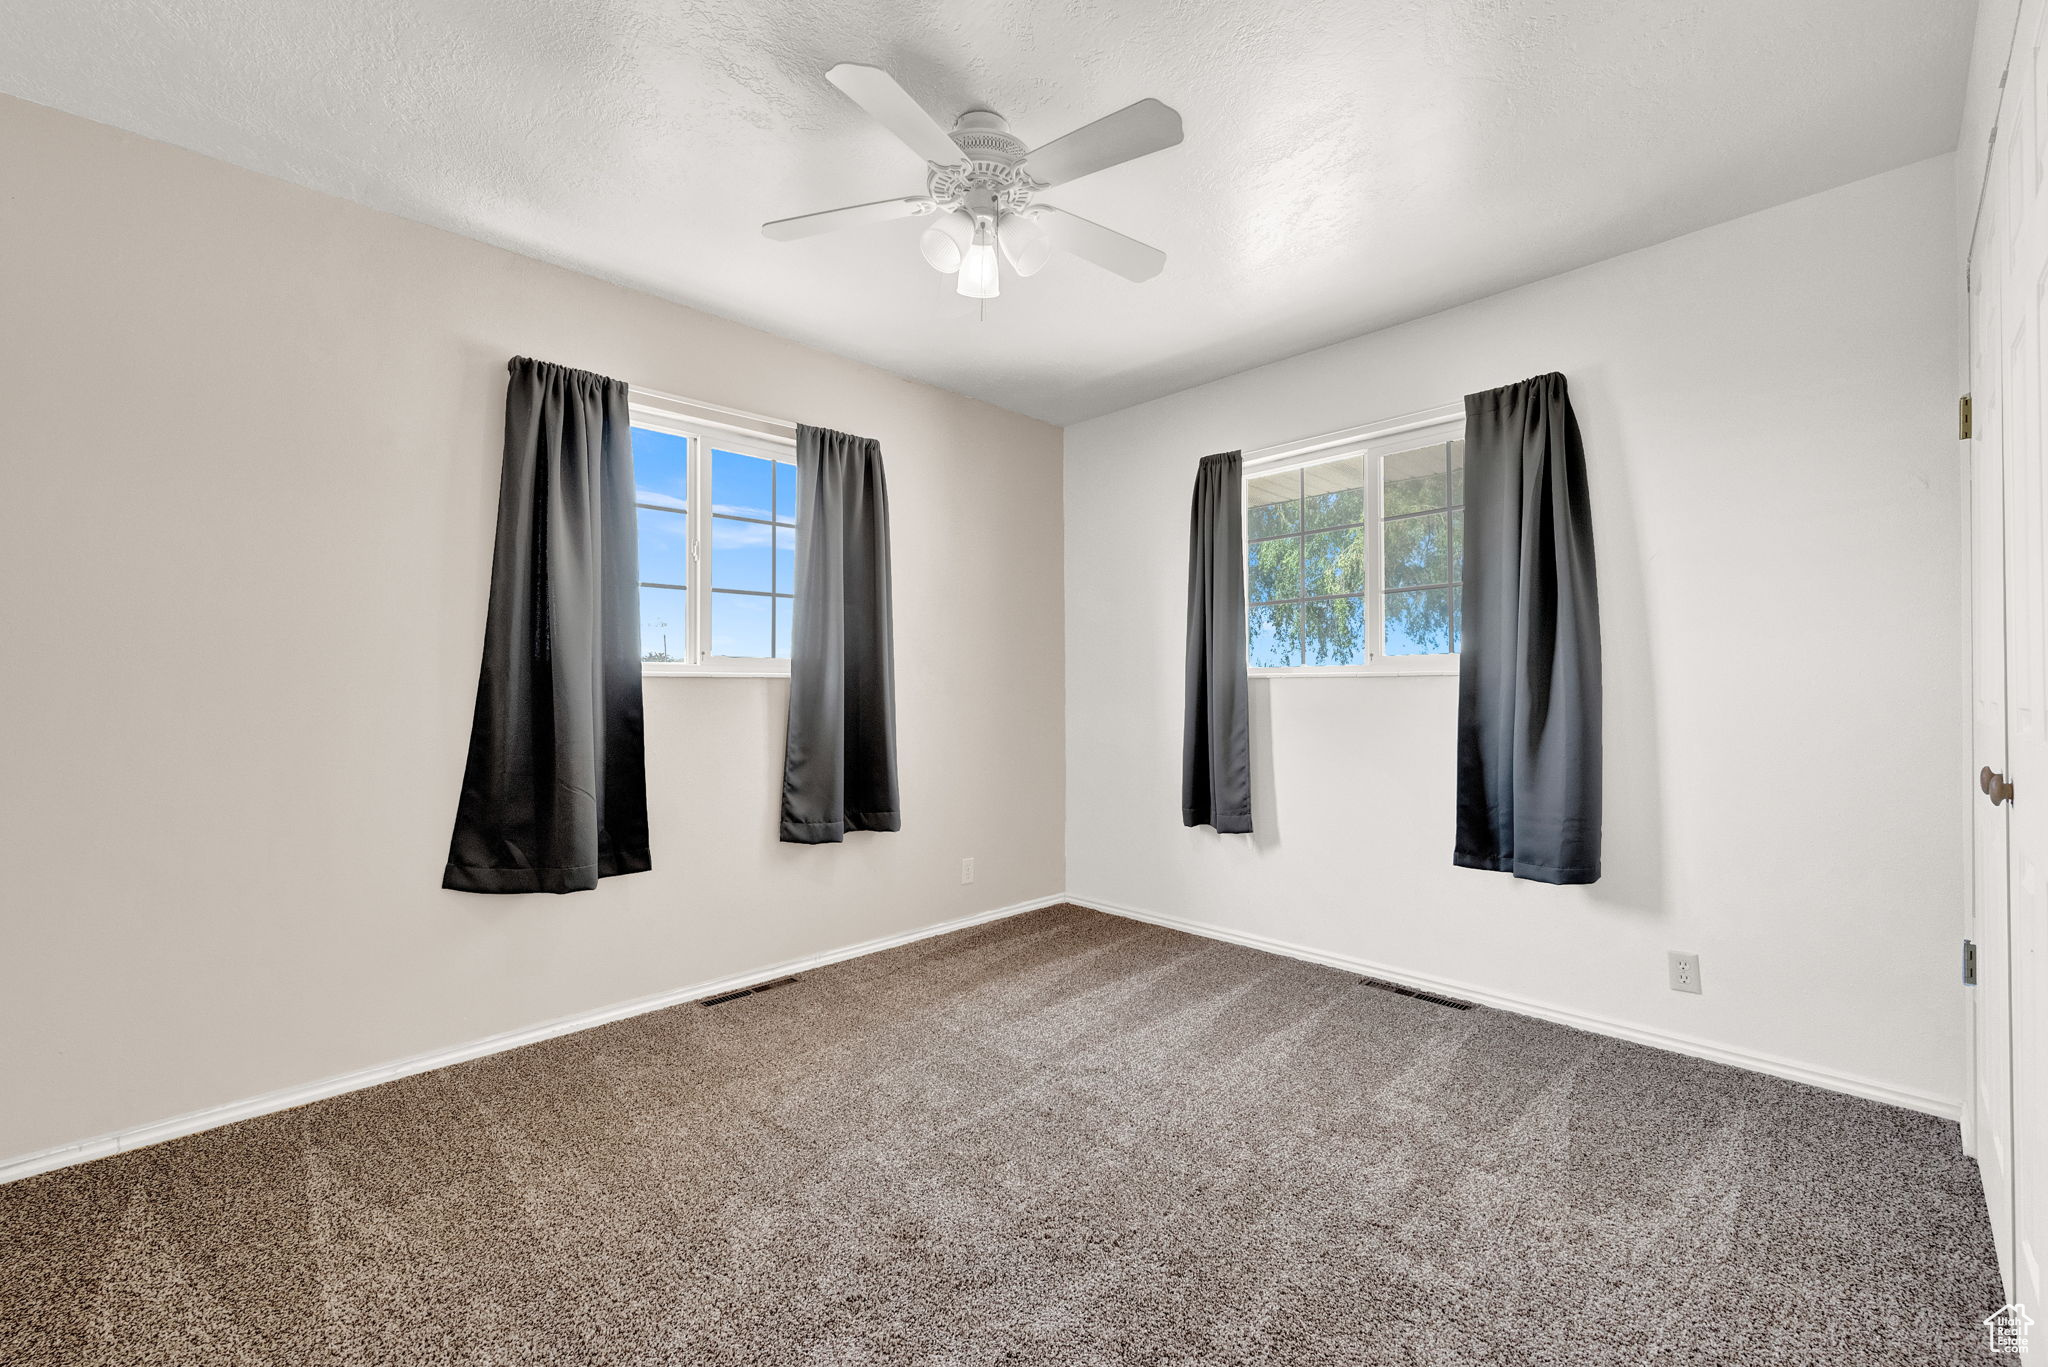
[1182,451,1253,834]
[442,358,650,894]
[1454,372,1602,884]
[781,424,900,844]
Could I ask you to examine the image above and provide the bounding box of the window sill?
[1249,663,1459,679]
[642,663,790,679]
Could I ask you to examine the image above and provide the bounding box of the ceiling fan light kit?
[957,216,1002,299]
[918,210,974,273]
[763,64,1182,301]
[999,213,1051,278]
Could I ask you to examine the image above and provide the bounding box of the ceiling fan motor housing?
[928,111,1036,218]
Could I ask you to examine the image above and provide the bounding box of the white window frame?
[1242,402,1466,678]
[628,388,799,679]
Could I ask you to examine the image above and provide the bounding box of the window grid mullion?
[1248,520,1365,543]
[689,433,709,665]
[1368,451,1386,663]
[1293,473,1306,666]
[1445,441,1455,653]
[1250,591,1381,607]
[770,462,779,657]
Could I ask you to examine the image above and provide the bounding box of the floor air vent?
[1359,978,1473,1010]
[701,976,799,1007]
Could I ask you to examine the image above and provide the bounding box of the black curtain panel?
[443,358,650,894]
[1455,372,1602,884]
[1182,451,1254,834]
[781,424,900,844]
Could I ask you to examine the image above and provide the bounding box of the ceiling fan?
[763,64,1183,299]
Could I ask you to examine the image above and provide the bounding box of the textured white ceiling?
[0,0,1976,424]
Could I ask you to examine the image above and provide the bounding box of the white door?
[1973,213,2015,1294]
[1986,5,2048,1314]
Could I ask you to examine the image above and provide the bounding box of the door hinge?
[1960,394,1974,440]
[1965,938,1979,986]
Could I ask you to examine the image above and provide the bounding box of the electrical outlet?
[960,857,975,885]
[1668,951,1702,995]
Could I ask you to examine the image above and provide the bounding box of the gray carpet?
[0,905,2003,1365]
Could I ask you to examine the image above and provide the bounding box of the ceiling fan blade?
[825,63,967,166]
[762,197,931,241]
[1025,99,1183,188]
[1035,207,1166,282]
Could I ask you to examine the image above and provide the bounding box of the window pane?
[1448,440,1465,506]
[1305,596,1366,665]
[1450,509,1463,584]
[1304,455,1365,530]
[639,586,687,661]
[713,516,773,591]
[1249,600,1301,667]
[1305,526,1364,597]
[775,525,796,595]
[711,590,772,658]
[1385,588,1453,655]
[775,596,794,660]
[1246,469,1301,539]
[1248,535,1303,603]
[775,460,797,523]
[1384,512,1450,588]
[1452,587,1462,653]
[1383,444,1447,515]
[636,507,686,588]
[713,448,774,521]
[632,428,687,510]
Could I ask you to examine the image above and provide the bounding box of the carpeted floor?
[0,905,2003,1365]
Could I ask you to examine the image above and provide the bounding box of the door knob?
[1983,765,2016,806]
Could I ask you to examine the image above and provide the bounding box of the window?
[1244,412,1465,674]
[1380,440,1464,657]
[634,427,690,662]
[629,411,797,674]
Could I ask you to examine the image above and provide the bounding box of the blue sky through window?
[709,448,796,658]
[633,428,688,660]
[634,429,687,509]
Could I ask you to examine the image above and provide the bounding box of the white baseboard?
[0,894,1065,1187]
[7,890,1957,1187]
[1070,894,1962,1122]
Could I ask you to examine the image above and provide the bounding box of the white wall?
[0,86,1968,1171]
[1064,155,1966,1112]
[0,95,1064,1168]
[1959,0,2020,254]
